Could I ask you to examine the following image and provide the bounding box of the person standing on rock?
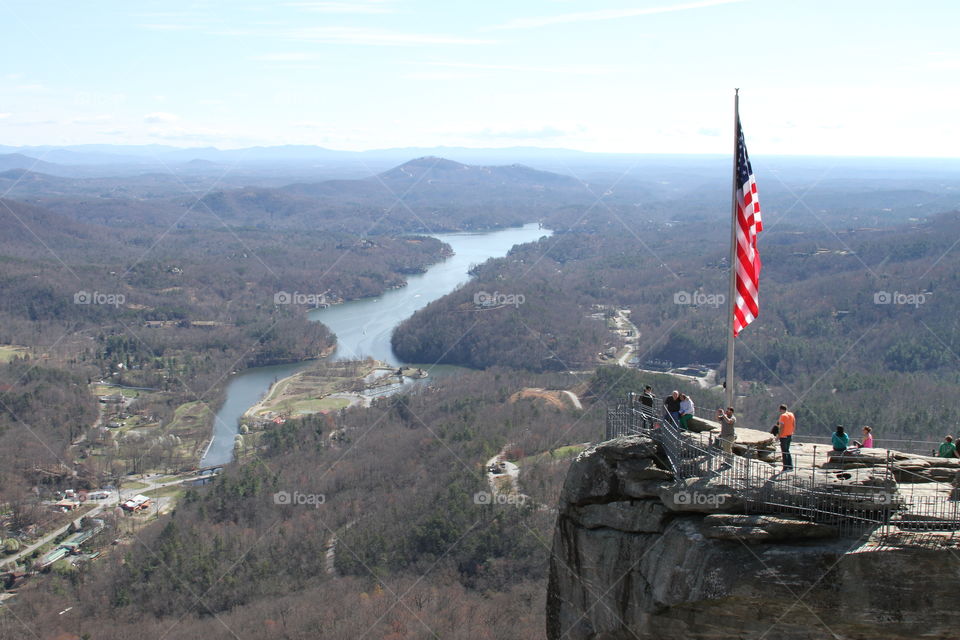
[776,404,796,470]
[678,393,695,430]
[716,407,737,459]
[664,390,681,425]
[640,385,656,409]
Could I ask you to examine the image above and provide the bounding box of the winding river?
[201,223,550,466]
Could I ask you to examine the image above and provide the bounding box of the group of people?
[831,425,874,452]
[638,387,882,473]
[641,386,739,459]
[658,387,697,429]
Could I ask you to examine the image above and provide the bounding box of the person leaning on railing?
[663,390,681,424]
[678,393,694,429]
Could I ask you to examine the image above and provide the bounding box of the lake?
[201,223,550,466]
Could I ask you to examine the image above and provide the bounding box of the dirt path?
[561,390,583,410]
[324,519,356,576]
[510,388,581,410]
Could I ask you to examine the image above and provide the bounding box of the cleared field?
[168,401,214,434]
[508,388,572,410]
[0,345,29,363]
[144,485,185,500]
[246,360,378,419]
[267,396,352,416]
[93,384,141,398]
[516,444,588,467]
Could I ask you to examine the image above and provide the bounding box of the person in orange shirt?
[776,404,796,470]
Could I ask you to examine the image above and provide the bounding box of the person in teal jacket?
[832,426,850,452]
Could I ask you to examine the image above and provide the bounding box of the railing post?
[812,445,817,488]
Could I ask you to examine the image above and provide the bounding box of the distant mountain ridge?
[377,156,581,187]
[0,153,65,174]
[209,157,594,233]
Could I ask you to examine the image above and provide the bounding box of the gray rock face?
[827,448,960,483]
[547,436,960,640]
[701,514,839,542]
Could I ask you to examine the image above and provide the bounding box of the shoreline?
[240,360,429,423]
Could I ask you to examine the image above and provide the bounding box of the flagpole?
[724,88,739,409]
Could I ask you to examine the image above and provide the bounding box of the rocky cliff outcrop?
[547,435,960,640]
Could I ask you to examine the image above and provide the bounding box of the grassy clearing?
[516,444,587,467]
[270,396,351,416]
[168,401,214,434]
[92,384,141,398]
[248,360,378,419]
[144,485,185,500]
[0,345,29,363]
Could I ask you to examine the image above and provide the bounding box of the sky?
[1,0,958,157]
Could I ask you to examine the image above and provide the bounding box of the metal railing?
[606,397,960,543]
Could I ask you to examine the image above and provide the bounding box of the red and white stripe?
[733,162,762,336]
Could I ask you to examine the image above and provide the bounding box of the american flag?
[733,116,763,336]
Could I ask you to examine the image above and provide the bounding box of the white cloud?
[72,114,114,125]
[0,113,10,119]
[145,124,229,143]
[286,27,494,46]
[283,1,396,14]
[144,112,179,124]
[250,52,318,62]
[137,23,200,32]
[476,125,569,140]
[402,71,481,80]
[489,0,743,30]
[428,61,620,75]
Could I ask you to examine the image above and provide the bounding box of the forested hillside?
[10,369,600,639]
[5,153,960,638]
[394,207,960,441]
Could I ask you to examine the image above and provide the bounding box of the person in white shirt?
[678,393,694,429]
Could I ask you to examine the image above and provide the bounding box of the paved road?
[5,504,106,566]
[613,308,640,367]
[5,473,188,567]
